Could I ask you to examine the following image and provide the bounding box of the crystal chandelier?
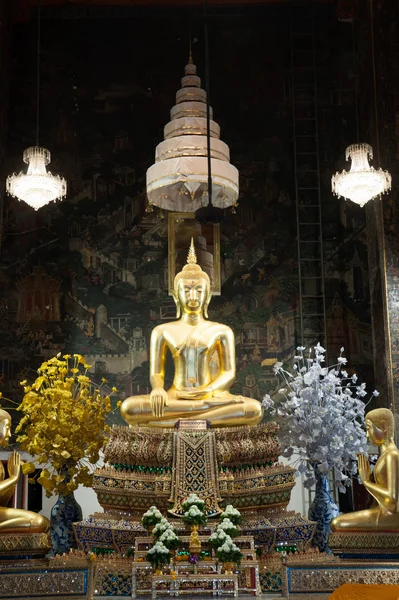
[7,147,67,211]
[6,1,67,211]
[146,54,238,213]
[331,143,391,207]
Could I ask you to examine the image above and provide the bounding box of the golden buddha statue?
[121,240,263,428]
[0,409,49,533]
[331,408,399,532]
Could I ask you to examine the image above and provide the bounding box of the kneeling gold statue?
[121,240,263,428]
[0,409,49,533]
[331,408,399,532]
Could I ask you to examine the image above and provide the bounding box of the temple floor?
[128,595,331,599]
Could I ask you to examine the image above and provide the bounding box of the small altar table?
[131,560,260,598]
[151,573,239,599]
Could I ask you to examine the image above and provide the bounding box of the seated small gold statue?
[121,240,263,428]
[0,409,49,533]
[331,408,399,532]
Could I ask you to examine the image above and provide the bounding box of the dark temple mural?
[0,5,374,423]
[357,0,399,427]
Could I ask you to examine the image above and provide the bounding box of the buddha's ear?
[204,291,212,319]
[171,290,180,319]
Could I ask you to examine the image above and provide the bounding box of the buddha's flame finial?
[187,238,197,265]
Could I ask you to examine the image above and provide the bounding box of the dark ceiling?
[12,0,336,22]
[14,0,334,4]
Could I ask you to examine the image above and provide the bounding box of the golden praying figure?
[331,408,399,532]
[0,409,49,533]
[121,240,264,428]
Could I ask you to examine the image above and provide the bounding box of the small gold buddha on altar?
[331,408,399,532]
[121,240,263,428]
[0,409,49,533]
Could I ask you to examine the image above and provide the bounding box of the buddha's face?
[177,277,209,314]
[366,418,387,446]
[0,417,11,447]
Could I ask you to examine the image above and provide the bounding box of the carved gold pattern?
[329,530,399,550]
[169,427,222,516]
[103,422,281,468]
[284,562,399,594]
[0,565,92,599]
[0,532,50,556]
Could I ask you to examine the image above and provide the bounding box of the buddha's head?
[365,408,395,446]
[0,409,11,448]
[173,239,211,318]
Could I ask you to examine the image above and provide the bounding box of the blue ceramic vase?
[50,492,82,556]
[308,469,339,553]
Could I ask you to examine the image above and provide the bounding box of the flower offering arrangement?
[158,527,180,550]
[220,504,242,526]
[141,506,164,530]
[208,529,230,549]
[188,554,200,574]
[182,504,207,528]
[146,541,171,570]
[215,538,243,565]
[152,517,175,539]
[264,344,374,490]
[182,493,206,512]
[215,518,238,538]
[15,353,118,496]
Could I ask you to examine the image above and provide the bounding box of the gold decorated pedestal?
[74,420,316,563]
[0,532,50,558]
[91,421,296,517]
[282,560,399,595]
[329,531,399,555]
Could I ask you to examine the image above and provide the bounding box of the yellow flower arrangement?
[15,353,118,497]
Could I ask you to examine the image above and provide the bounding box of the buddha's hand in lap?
[150,388,169,418]
[358,454,371,483]
[176,388,214,400]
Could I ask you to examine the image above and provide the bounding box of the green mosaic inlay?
[112,464,172,474]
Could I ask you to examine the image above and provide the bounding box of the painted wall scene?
[0,3,375,425]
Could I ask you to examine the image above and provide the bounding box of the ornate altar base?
[282,560,399,596]
[274,531,399,596]
[91,422,298,515]
[0,549,335,598]
[75,422,315,554]
[2,552,396,598]
[329,531,399,558]
[0,557,93,599]
[71,420,317,595]
[281,530,399,595]
[0,532,51,559]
